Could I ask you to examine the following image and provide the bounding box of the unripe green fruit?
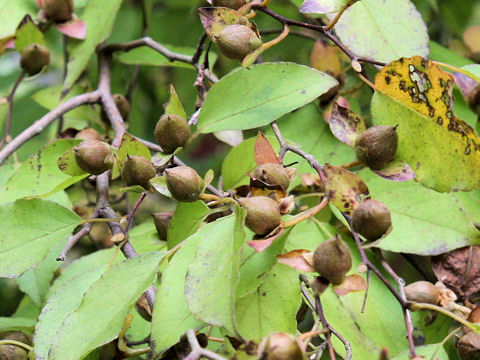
[151,212,172,240]
[154,114,191,154]
[20,44,50,76]
[73,140,112,175]
[101,94,130,123]
[257,332,305,360]
[457,332,480,360]
[312,236,352,285]
[121,155,156,190]
[165,166,204,202]
[352,199,392,241]
[214,24,262,60]
[355,125,398,170]
[212,0,247,9]
[238,196,281,236]
[252,163,290,190]
[44,0,74,22]
[404,281,441,305]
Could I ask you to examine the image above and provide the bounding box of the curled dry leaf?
[333,274,367,296]
[247,227,285,252]
[323,163,369,216]
[329,101,366,147]
[372,159,416,182]
[432,246,480,300]
[276,249,315,272]
[56,18,86,39]
[254,132,281,166]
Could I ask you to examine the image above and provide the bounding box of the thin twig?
[57,210,98,261]
[184,329,228,360]
[315,296,336,360]
[324,0,357,31]
[0,71,25,149]
[0,91,101,164]
[260,28,318,41]
[381,259,416,358]
[125,192,147,231]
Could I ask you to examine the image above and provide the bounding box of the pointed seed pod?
[44,0,74,22]
[154,114,191,154]
[135,293,152,322]
[121,155,156,190]
[312,236,352,285]
[404,281,441,305]
[165,166,204,202]
[101,94,130,123]
[457,332,480,360]
[257,332,305,360]
[0,331,32,360]
[252,163,291,190]
[73,140,112,175]
[238,196,282,236]
[352,199,392,241]
[151,212,173,240]
[214,24,262,60]
[20,44,50,76]
[355,125,398,170]
[212,0,247,9]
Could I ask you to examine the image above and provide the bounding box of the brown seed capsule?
[121,155,156,190]
[468,84,480,116]
[151,212,173,240]
[165,166,204,202]
[0,332,32,360]
[355,125,398,170]
[101,94,130,123]
[352,199,392,241]
[212,0,247,9]
[154,114,191,154]
[257,332,305,360]
[75,128,103,142]
[252,163,291,191]
[135,293,152,322]
[73,140,112,175]
[404,281,441,305]
[20,44,50,76]
[238,196,282,236]
[214,24,262,60]
[312,236,352,285]
[457,331,480,360]
[44,0,74,22]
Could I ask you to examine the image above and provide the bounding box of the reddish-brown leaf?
[333,274,367,296]
[56,19,86,39]
[276,249,315,272]
[254,132,281,166]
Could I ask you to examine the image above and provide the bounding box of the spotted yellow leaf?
[371,56,480,192]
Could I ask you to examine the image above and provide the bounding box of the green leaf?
[16,241,65,307]
[360,169,480,255]
[14,15,45,53]
[0,0,36,38]
[34,266,107,360]
[116,45,217,70]
[429,41,473,68]
[391,344,449,360]
[0,199,80,278]
[300,0,349,14]
[47,222,165,297]
[197,62,338,133]
[151,234,205,354]
[117,132,151,164]
[185,211,246,335]
[284,221,408,358]
[327,0,429,63]
[49,253,165,360]
[0,317,36,333]
[222,135,279,190]
[64,0,123,90]
[167,201,210,249]
[0,139,88,203]
[150,176,171,198]
[236,264,300,341]
[164,84,186,118]
[461,64,480,83]
[57,147,88,177]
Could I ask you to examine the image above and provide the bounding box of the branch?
[0,71,25,149]
[57,210,98,261]
[184,329,228,360]
[0,91,101,165]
